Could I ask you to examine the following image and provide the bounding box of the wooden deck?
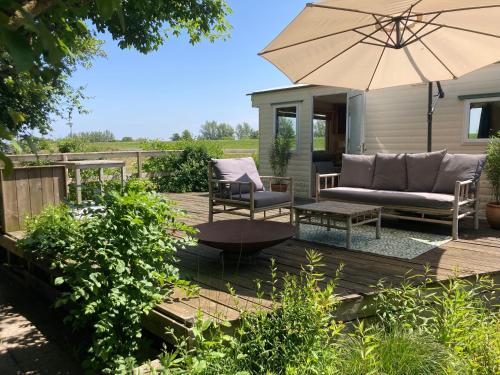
[145,192,500,342]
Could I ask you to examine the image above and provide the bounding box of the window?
[275,105,298,151]
[465,98,500,141]
[313,114,326,150]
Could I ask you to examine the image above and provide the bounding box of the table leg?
[376,209,382,239]
[346,216,352,250]
[75,167,82,204]
[294,209,301,239]
[99,168,105,196]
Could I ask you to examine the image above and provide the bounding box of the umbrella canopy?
[260,0,500,91]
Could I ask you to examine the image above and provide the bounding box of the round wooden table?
[194,220,296,260]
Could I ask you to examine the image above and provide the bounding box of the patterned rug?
[298,224,452,260]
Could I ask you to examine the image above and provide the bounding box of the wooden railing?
[6,150,180,177]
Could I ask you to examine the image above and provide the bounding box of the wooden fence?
[6,150,179,178]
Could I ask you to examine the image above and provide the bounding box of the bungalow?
[250,63,500,211]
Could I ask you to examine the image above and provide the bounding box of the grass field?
[85,139,259,152]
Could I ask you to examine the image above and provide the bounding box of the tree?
[235,122,258,140]
[170,133,181,141]
[199,121,220,140]
[0,0,231,166]
[181,129,193,141]
[313,119,326,137]
[217,122,234,139]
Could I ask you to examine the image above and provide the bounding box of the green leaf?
[0,153,13,176]
[54,277,65,285]
[96,0,121,20]
[0,30,33,71]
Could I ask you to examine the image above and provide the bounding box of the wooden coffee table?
[294,201,382,250]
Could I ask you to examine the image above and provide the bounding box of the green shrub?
[485,132,500,203]
[144,142,223,192]
[57,137,86,153]
[21,191,196,372]
[160,254,498,375]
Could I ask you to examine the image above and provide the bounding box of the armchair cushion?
[371,153,407,191]
[432,154,486,194]
[406,149,447,192]
[338,154,375,188]
[212,157,264,193]
[238,191,291,208]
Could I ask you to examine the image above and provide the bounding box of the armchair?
[208,158,294,223]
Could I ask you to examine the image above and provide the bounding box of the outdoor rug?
[298,224,452,260]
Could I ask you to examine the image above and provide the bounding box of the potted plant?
[269,131,293,192]
[485,132,500,229]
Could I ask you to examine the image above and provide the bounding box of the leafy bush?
[21,191,196,372]
[144,142,223,192]
[57,137,86,153]
[160,253,499,375]
[485,132,500,203]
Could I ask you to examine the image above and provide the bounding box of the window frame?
[273,102,300,153]
[463,96,500,144]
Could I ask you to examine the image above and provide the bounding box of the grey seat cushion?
[313,150,335,162]
[212,157,264,193]
[319,187,455,209]
[371,153,407,191]
[432,154,486,194]
[338,154,375,188]
[237,191,291,208]
[406,149,447,192]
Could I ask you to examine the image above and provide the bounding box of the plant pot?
[486,202,500,229]
[271,183,288,192]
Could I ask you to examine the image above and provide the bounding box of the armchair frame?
[208,161,294,223]
[316,173,480,240]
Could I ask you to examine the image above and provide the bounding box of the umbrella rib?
[409,20,500,40]
[402,13,442,46]
[367,21,398,90]
[405,27,457,79]
[416,5,500,17]
[307,3,389,19]
[371,14,396,46]
[354,30,393,48]
[294,23,395,83]
[259,20,388,56]
[403,26,443,48]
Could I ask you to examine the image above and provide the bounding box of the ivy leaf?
[54,277,65,285]
[0,30,33,71]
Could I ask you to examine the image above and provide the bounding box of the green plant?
[57,137,87,153]
[144,142,223,192]
[485,132,500,203]
[269,132,293,177]
[21,191,196,372]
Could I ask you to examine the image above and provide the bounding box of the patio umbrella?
[259,0,500,151]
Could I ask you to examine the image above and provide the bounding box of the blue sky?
[51,0,307,139]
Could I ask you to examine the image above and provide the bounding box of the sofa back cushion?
[406,149,447,192]
[212,157,264,193]
[339,154,375,188]
[432,154,486,194]
[371,153,407,191]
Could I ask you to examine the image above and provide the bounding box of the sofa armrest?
[260,176,294,195]
[316,173,341,201]
[453,179,477,206]
[209,179,254,199]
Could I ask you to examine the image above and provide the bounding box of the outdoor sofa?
[208,157,294,222]
[316,151,486,240]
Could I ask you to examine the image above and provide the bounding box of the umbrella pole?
[427,82,433,152]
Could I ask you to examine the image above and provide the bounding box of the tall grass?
[151,252,498,375]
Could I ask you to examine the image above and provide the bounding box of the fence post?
[136,151,142,178]
[62,154,70,196]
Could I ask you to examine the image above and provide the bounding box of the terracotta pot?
[271,183,288,192]
[485,202,500,229]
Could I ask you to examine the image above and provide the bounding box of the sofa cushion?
[212,157,264,193]
[238,191,291,208]
[371,153,407,191]
[406,149,447,192]
[339,154,375,188]
[432,154,486,194]
[319,187,455,209]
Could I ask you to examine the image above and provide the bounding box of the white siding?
[365,63,500,211]
[252,86,349,197]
